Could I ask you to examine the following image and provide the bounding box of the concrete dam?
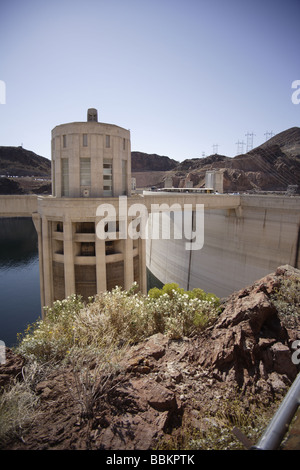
[0,192,299,302]
[0,192,299,301]
[146,194,300,298]
[1,109,299,306]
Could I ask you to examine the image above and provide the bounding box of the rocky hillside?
[1,265,299,450]
[0,176,52,195]
[137,127,300,192]
[131,152,179,189]
[0,146,51,177]
[0,146,51,195]
[1,127,299,193]
[259,127,300,156]
[131,152,178,172]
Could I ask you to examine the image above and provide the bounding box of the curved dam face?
[146,195,300,298]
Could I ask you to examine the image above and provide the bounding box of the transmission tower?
[212,144,219,154]
[264,131,274,142]
[236,140,245,154]
[245,132,255,152]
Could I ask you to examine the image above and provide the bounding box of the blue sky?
[0,0,299,162]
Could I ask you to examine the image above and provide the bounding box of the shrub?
[16,284,220,362]
[0,362,43,447]
[73,286,154,348]
[156,391,279,450]
[66,347,124,422]
[147,283,220,338]
[271,275,300,329]
[16,294,85,362]
[149,283,219,305]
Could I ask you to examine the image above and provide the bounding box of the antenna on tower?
[264,131,274,142]
[245,132,255,152]
[212,144,219,154]
[236,140,245,155]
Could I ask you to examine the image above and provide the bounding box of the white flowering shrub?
[147,284,220,339]
[16,294,85,362]
[73,286,154,348]
[16,283,220,363]
[271,275,300,329]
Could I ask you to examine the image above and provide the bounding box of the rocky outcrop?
[0,145,51,194]
[196,265,299,394]
[0,146,51,177]
[166,127,300,192]
[2,128,299,193]
[259,127,300,156]
[0,177,25,195]
[131,152,178,172]
[0,348,25,388]
[1,265,299,450]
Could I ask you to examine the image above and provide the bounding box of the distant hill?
[0,146,51,195]
[0,177,25,195]
[156,127,300,192]
[1,127,299,194]
[131,152,178,172]
[259,127,300,156]
[131,152,179,189]
[0,146,51,177]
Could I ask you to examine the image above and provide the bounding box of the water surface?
[0,218,41,348]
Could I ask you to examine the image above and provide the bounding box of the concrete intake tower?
[33,109,146,314]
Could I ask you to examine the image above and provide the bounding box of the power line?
[249,143,294,189]
[236,140,245,154]
[264,131,274,142]
[212,144,219,154]
[245,132,255,152]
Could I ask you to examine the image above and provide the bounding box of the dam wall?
[0,195,38,217]
[0,193,299,300]
[146,195,300,298]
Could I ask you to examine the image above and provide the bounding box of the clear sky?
[0,0,299,162]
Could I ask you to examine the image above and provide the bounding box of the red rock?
[0,347,25,387]
[2,265,300,450]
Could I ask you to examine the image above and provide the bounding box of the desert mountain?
[131,152,178,172]
[0,146,51,177]
[1,127,299,193]
[0,146,51,194]
[259,127,300,156]
[133,127,300,192]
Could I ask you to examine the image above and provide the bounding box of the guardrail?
[251,373,300,450]
[232,373,300,450]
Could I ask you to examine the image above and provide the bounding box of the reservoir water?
[0,218,41,348]
[0,217,162,349]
